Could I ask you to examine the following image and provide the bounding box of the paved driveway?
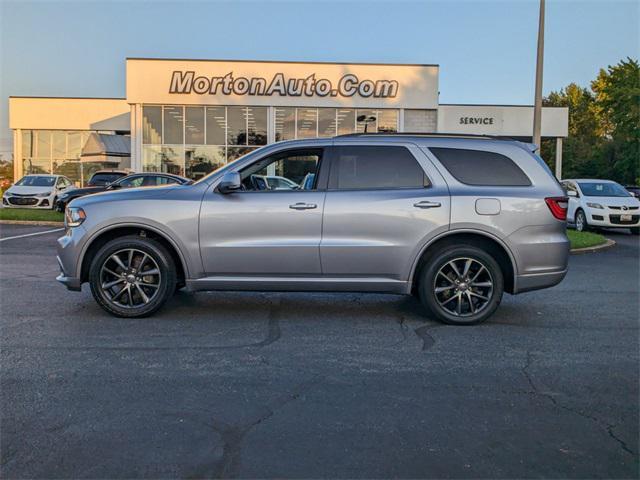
[1,225,638,478]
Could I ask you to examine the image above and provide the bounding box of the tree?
[541,58,639,184]
[591,58,640,184]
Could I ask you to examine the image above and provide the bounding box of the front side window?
[240,149,322,192]
[429,147,531,187]
[331,146,428,190]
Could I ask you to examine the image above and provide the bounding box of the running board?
[186,276,410,294]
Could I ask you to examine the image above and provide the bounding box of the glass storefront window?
[22,158,50,175]
[36,131,51,158]
[163,106,184,145]
[186,145,225,180]
[185,107,205,145]
[337,109,356,135]
[356,109,377,133]
[22,131,33,157]
[297,108,317,139]
[318,108,337,137]
[142,106,162,144]
[227,146,258,163]
[52,131,66,158]
[275,107,295,142]
[227,107,246,145]
[377,110,399,133]
[247,107,267,145]
[206,107,226,145]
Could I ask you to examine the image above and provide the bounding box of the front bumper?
[3,195,54,208]
[586,209,639,228]
[56,226,87,291]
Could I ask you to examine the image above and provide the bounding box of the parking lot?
[0,224,638,478]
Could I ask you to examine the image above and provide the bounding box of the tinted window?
[332,146,427,190]
[429,148,531,186]
[118,176,145,188]
[89,173,125,186]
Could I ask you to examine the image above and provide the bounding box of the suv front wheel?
[418,245,504,325]
[89,236,176,317]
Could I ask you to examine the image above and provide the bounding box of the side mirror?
[217,172,242,194]
[567,190,578,198]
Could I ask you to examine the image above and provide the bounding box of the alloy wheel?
[576,212,585,231]
[99,248,161,309]
[433,257,494,317]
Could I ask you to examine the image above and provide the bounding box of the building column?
[398,109,405,133]
[13,129,23,181]
[130,104,143,172]
[555,137,563,179]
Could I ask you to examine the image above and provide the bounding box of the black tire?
[418,245,504,325]
[630,227,640,235]
[89,235,176,318]
[575,209,588,232]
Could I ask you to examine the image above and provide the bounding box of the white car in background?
[562,179,640,235]
[2,174,75,209]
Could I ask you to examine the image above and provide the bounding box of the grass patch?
[567,229,607,249]
[0,208,64,223]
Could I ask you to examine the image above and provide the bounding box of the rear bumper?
[514,269,567,294]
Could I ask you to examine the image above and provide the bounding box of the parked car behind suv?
[562,179,640,234]
[55,172,191,211]
[57,134,570,324]
[3,174,75,209]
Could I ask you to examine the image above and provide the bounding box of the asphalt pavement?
[1,224,638,479]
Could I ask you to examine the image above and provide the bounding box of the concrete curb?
[0,220,64,227]
[570,238,616,255]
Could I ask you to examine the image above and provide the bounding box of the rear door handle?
[414,200,441,209]
[289,202,317,210]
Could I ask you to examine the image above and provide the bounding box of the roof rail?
[334,132,518,141]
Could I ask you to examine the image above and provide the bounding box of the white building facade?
[9,58,569,185]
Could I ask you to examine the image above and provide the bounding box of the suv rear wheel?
[418,245,504,325]
[89,236,176,317]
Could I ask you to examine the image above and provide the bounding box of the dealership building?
[8,58,569,185]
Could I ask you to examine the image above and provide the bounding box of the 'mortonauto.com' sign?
[170,71,399,98]
[126,59,439,108]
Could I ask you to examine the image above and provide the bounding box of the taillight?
[545,196,568,221]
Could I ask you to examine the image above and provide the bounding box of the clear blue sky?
[0,0,638,155]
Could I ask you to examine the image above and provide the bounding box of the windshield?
[578,182,630,197]
[15,176,55,187]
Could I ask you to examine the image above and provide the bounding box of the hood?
[62,186,105,196]
[71,183,186,208]
[7,185,54,196]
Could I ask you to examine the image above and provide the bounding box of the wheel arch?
[410,229,517,295]
[79,224,188,284]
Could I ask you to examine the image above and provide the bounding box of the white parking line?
[0,228,65,243]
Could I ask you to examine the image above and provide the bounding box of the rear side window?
[331,146,428,190]
[429,147,531,186]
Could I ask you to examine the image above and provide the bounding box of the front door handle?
[289,202,317,210]
[414,200,441,209]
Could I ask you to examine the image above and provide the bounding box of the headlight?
[65,207,86,228]
[2,191,10,197]
[35,191,52,197]
[586,202,604,209]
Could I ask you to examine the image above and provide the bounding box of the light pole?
[532,0,545,149]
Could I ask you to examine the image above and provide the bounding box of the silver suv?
[57,134,570,325]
